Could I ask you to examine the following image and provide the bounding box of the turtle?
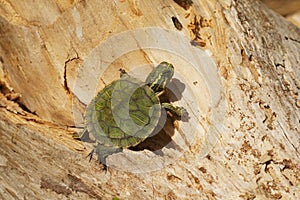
[77,61,187,168]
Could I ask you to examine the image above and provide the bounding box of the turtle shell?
[85,74,162,148]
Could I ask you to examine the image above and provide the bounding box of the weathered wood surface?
[261,0,300,15]
[0,0,300,199]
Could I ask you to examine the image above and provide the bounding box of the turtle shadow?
[168,78,185,101]
[129,78,189,154]
[166,78,190,122]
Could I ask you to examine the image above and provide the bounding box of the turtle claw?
[173,106,188,117]
[87,149,94,162]
[102,164,107,171]
[86,149,108,171]
[72,132,83,140]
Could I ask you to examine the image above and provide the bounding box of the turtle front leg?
[162,102,187,118]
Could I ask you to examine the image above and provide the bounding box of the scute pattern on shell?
[85,75,162,148]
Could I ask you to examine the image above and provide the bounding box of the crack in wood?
[64,52,80,94]
[284,36,300,44]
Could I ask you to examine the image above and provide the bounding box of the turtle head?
[145,62,174,93]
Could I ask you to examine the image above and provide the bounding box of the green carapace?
[79,62,186,167]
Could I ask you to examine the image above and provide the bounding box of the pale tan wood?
[287,10,300,28]
[0,0,300,199]
[261,0,300,15]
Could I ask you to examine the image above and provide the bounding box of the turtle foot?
[91,144,123,170]
[162,103,188,117]
[73,128,95,143]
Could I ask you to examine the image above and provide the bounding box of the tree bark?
[0,0,299,199]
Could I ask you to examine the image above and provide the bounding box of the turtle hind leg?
[73,128,95,143]
[162,103,188,118]
[94,144,123,170]
[86,148,108,171]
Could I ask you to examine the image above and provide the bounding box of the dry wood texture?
[0,0,300,199]
[261,0,300,15]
